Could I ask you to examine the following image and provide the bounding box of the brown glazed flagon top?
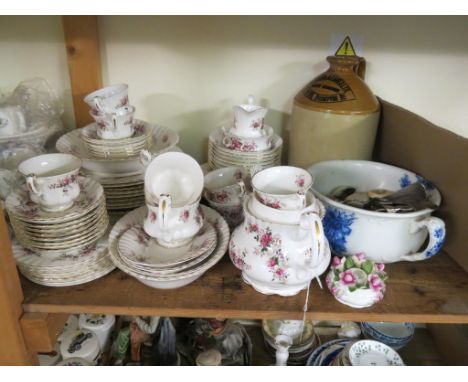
[294,56,380,115]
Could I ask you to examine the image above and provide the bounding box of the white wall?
[1,16,467,162]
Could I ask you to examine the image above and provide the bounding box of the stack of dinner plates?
[5,177,114,286]
[11,238,114,287]
[208,126,282,171]
[108,205,229,289]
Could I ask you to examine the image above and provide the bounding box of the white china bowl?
[107,205,229,290]
[361,322,415,350]
[144,152,204,206]
[308,160,445,263]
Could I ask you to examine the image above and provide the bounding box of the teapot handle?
[299,212,326,269]
[402,217,446,261]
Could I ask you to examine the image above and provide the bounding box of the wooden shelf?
[21,250,468,324]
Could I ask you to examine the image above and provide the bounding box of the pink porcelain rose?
[339,270,357,287]
[368,273,386,293]
[331,256,345,270]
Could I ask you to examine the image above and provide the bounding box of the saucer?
[118,222,217,268]
[348,340,405,366]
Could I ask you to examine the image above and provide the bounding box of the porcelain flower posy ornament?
[326,253,388,309]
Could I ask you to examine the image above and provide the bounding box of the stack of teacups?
[249,166,320,222]
[6,153,114,287]
[143,152,205,248]
[84,84,135,140]
[203,166,251,229]
[208,95,283,171]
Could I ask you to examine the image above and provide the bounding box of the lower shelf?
[21,251,468,323]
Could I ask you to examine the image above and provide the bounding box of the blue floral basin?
[308,160,445,263]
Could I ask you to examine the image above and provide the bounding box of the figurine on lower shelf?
[178,318,252,366]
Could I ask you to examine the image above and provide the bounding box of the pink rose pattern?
[250,118,264,130]
[295,175,305,188]
[149,211,157,222]
[224,136,258,152]
[327,254,388,302]
[229,242,252,271]
[234,169,243,181]
[244,220,289,282]
[180,209,190,222]
[258,195,281,209]
[207,190,230,204]
[48,173,78,195]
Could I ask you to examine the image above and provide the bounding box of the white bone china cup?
[18,153,82,211]
[252,166,313,210]
[84,84,129,114]
[91,105,135,140]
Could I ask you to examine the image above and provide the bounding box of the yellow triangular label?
[334,36,357,56]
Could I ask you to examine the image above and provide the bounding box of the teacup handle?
[140,149,152,166]
[158,194,171,229]
[402,217,446,261]
[91,97,103,113]
[26,174,41,197]
[297,191,306,209]
[237,179,246,197]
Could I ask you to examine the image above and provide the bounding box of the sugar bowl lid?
[57,357,92,366]
[60,329,100,362]
[79,314,116,330]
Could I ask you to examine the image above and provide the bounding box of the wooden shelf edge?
[21,251,468,324]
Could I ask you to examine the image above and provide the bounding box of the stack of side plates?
[89,172,145,214]
[6,177,108,254]
[306,338,354,366]
[108,205,229,289]
[262,320,320,365]
[80,121,153,159]
[208,126,282,171]
[11,238,114,287]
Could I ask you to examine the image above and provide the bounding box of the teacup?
[144,152,204,206]
[204,166,249,206]
[249,190,325,225]
[18,153,82,211]
[84,84,129,114]
[91,105,135,140]
[0,105,27,137]
[232,95,268,138]
[222,125,272,152]
[252,166,313,210]
[204,197,244,229]
[144,195,204,248]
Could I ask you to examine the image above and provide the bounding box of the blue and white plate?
[361,322,415,350]
[306,339,352,366]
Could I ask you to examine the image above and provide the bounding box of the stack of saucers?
[306,338,354,366]
[7,177,108,254]
[108,204,229,290]
[56,124,179,215]
[262,320,320,365]
[80,120,153,159]
[11,238,114,287]
[207,95,282,171]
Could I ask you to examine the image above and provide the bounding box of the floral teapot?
[229,195,331,296]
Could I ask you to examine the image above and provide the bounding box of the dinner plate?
[348,340,405,366]
[118,222,217,268]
